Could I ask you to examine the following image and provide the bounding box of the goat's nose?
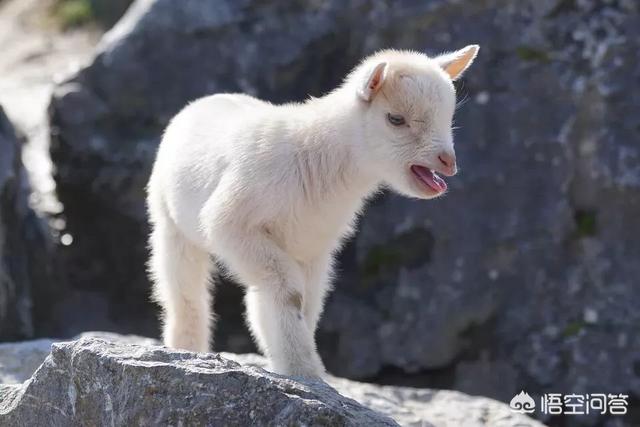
[437,152,457,176]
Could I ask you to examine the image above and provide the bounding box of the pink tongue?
[411,165,447,192]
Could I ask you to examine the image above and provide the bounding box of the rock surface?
[45,0,640,424]
[222,352,546,427]
[0,105,32,340]
[0,106,58,341]
[0,332,158,384]
[0,336,544,427]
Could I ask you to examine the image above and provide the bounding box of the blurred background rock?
[0,0,638,426]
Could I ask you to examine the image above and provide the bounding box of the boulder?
[0,106,59,341]
[0,336,544,427]
[0,105,31,340]
[0,332,158,384]
[47,0,640,417]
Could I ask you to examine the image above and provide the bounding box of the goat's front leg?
[303,254,334,336]
[212,226,325,378]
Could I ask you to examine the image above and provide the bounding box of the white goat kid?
[147,46,479,378]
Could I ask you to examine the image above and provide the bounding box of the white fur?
[147,46,479,377]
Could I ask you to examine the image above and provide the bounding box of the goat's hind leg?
[149,215,214,352]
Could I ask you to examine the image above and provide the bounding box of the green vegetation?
[574,210,597,237]
[52,0,94,29]
[363,246,404,278]
[362,227,434,280]
[515,45,550,63]
[562,320,586,338]
[50,0,134,30]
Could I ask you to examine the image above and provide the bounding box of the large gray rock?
[0,336,544,427]
[0,105,31,340]
[222,352,546,427]
[0,332,158,384]
[0,106,59,341]
[47,1,640,424]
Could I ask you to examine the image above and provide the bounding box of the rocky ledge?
[0,335,544,426]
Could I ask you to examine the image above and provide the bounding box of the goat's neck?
[292,93,380,203]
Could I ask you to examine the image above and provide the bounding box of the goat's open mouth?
[410,165,447,194]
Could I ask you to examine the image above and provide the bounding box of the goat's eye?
[387,113,406,126]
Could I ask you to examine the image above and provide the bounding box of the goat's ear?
[357,62,387,101]
[435,45,479,80]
